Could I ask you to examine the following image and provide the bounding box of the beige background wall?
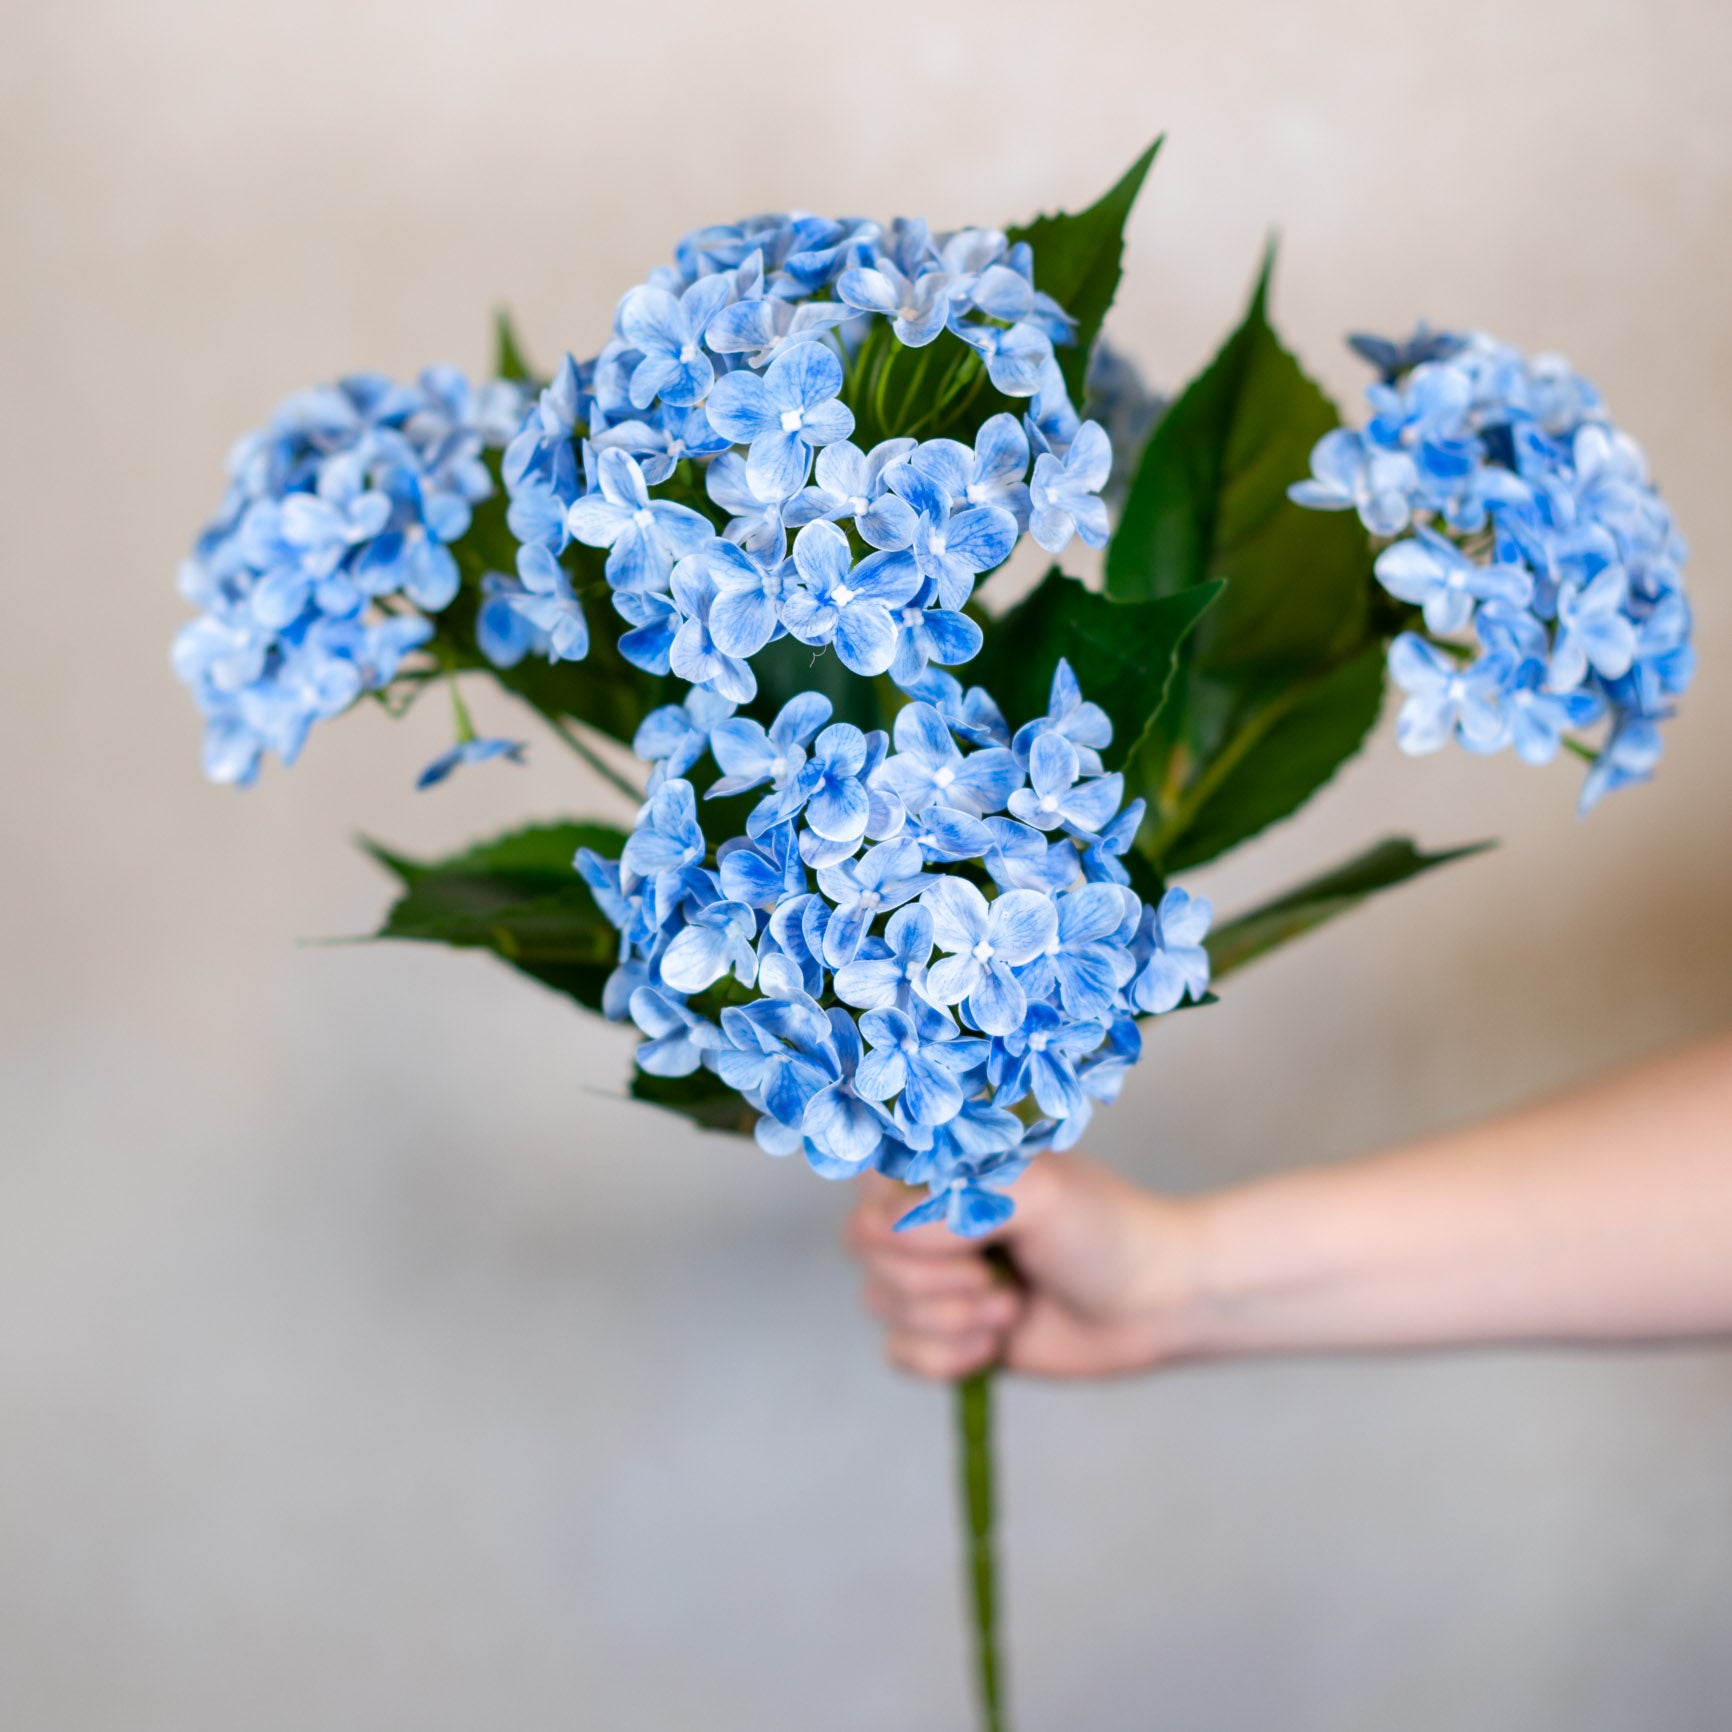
[3,2,1730,1727]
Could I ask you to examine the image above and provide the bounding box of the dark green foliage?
[1009,137,1163,401]
[1143,643,1388,872]
[1206,836,1495,979]
[969,567,1222,772]
[365,821,628,1013]
[493,308,535,383]
[1105,250,1391,871]
[628,1069,756,1136]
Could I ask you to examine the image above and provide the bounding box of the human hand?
[843,1152,1206,1380]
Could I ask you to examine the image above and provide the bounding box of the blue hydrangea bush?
[175,140,1694,1236]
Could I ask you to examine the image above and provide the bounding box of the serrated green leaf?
[1106,246,1373,673]
[363,820,628,1014]
[1139,641,1387,872]
[1206,836,1495,978]
[494,308,534,383]
[1009,137,1162,401]
[969,567,1222,772]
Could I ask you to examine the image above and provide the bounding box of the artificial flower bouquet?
[173,138,1693,1729]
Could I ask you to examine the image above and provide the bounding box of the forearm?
[1171,1032,1732,1361]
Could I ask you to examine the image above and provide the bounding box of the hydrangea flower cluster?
[1289,330,1694,812]
[579,661,1211,1236]
[492,213,1112,703]
[174,369,527,785]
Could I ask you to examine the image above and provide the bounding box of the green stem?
[544,713,645,804]
[956,1367,1007,1732]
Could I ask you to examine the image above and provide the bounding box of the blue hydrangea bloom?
[175,368,527,785]
[1291,330,1692,808]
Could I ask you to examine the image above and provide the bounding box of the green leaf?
[493,308,534,383]
[629,1069,756,1137]
[1206,836,1495,979]
[1105,245,1373,673]
[363,820,628,1013]
[969,567,1222,772]
[1138,641,1387,872]
[1009,137,1163,401]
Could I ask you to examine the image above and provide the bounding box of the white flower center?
[849,494,870,515]
[769,754,790,783]
[680,342,700,364]
[858,890,881,912]
[780,407,805,433]
[900,607,923,628]
[966,482,988,505]
[831,583,856,608]
[1029,1031,1049,1052]
[1044,932,1061,956]
[971,939,995,963]
[634,507,656,532]
[926,527,948,556]
[933,766,956,789]
[1039,793,1059,812]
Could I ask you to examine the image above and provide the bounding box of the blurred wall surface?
[3,2,1731,1728]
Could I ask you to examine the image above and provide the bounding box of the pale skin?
[844,1031,1732,1381]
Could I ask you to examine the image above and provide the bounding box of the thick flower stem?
[956,1366,1007,1732]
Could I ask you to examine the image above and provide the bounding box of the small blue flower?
[628,986,724,1077]
[982,818,1083,897]
[566,447,713,593]
[1011,657,1113,775]
[1579,715,1664,813]
[1388,634,1511,755]
[1374,528,1533,638]
[689,538,795,661]
[783,438,917,536]
[903,414,1032,529]
[1503,658,1603,765]
[879,469,1019,612]
[705,452,790,553]
[779,520,920,677]
[702,295,850,369]
[1029,421,1112,553]
[1015,882,1134,1019]
[705,342,857,501]
[612,589,682,674]
[718,822,807,910]
[801,1009,886,1173]
[816,838,928,967]
[1288,427,1420,536]
[836,257,957,346]
[988,1001,1107,1120]
[1129,887,1213,1015]
[621,779,711,923]
[1007,733,1124,834]
[1550,566,1637,692]
[659,899,760,994]
[415,734,526,789]
[490,543,590,662]
[900,668,1009,746]
[955,319,1053,397]
[707,691,833,802]
[886,585,984,688]
[875,700,1021,819]
[616,275,734,409]
[833,902,937,1012]
[667,553,757,703]
[855,999,984,1127]
[754,722,882,845]
[922,878,1058,1036]
[1346,323,1467,381]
